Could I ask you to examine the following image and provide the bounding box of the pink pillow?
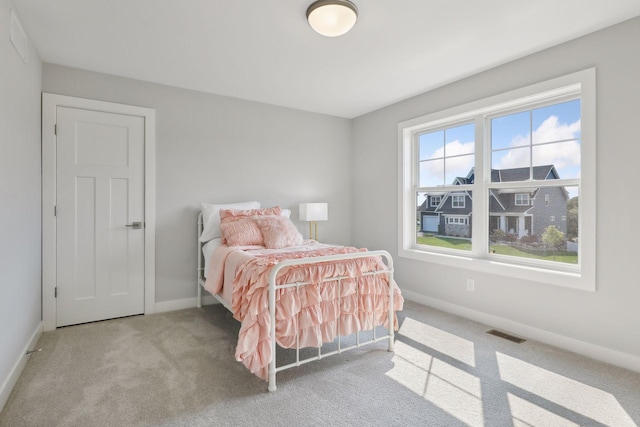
[220,206,281,222]
[253,215,303,249]
[220,218,263,246]
[220,206,281,243]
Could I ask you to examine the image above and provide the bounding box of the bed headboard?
[197,212,205,282]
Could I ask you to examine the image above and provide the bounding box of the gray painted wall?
[352,17,640,358]
[3,8,639,404]
[0,0,42,401]
[42,64,353,303]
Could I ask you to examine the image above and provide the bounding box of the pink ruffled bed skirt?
[230,246,404,380]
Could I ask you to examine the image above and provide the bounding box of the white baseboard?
[154,295,218,313]
[0,321,43,413]
[402,289,640,373]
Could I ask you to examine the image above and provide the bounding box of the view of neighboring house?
[418,165,569,239]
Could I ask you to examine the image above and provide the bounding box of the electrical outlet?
[466,279,475,291]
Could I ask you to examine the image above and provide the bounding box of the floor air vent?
[487,329,526,344]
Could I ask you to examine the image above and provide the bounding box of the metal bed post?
[268,270,278,392]
[337,277,342,353]
[197,212,203,308]
[387,254,394,352]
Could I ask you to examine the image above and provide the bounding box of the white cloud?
[421,140,474,185]
[494,116,581,175]
[430,140,474,158]
[535,116,580,143]
[422,115,580,186]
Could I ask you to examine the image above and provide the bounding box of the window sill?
[399,247,594,292]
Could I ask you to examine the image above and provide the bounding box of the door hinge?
[54,206,57,216]
[54,287,57,298]
[54,124,57,135]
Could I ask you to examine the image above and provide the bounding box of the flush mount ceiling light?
[306,0,358,37]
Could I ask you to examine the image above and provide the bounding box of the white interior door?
[56,106,145,327]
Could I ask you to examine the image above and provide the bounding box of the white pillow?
[202,237,222,255]
[280,208,291,218]
[200,201,260,242]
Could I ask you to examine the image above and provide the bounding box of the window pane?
[419,159,444,187]
[532,140,581,180]
[488,186,578,265]
[532,99,581,144]
[491,111,530,150]
[419,130,444,160]
[445,154,474,185]
[491,99,582,183]
[446,123,475,155]
[491,147,530,181]
[416,191,472,252]
[419,124,475,187]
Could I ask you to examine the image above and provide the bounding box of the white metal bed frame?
[196,212,396,392]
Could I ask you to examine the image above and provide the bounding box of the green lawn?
[417,235,578,264]
[417,235,472,251]
[490,244,578,264]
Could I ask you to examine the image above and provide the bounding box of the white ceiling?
[12,0,640,118]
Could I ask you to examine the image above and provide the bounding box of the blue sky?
[491,99,581,181]
[419,123,475,187]
[419,99,581,187]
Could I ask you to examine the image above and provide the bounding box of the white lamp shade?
[307,1,358,37]
[299,203,328,221]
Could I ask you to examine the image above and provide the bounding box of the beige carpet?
[1,301,639,427]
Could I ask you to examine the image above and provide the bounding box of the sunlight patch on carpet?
[497,352,636,427]
[398,317,476,367]
[508,393,580,427]
[386,340,484,427]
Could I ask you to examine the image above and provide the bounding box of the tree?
[542,225,565,250]
[490,228,506,242]
[567,196,578,240]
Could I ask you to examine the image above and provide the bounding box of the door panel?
[75,176,97,300]
[56,106,145,327]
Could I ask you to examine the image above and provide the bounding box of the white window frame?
[430,195,442,207]
[515,193,530,206]
[545,194,550,206]
[451,194,465,208]
[398,69,596,291]
[446,215,468,225]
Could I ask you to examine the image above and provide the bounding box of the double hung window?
[399,70,595,290]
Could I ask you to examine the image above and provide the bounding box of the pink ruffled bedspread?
[229,245,404,381]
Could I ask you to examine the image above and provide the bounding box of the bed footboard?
[266,251,395,392]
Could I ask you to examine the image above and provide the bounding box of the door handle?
[125,222,143,229]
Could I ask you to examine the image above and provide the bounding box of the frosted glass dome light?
[306,0,358,37]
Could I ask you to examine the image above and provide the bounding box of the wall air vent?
[10,9,27,63]
[487,329,526,344]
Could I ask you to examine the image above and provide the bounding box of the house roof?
[491,165,559,182]
[451,165,558,186]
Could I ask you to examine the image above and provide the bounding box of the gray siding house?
[418,165,569,239]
